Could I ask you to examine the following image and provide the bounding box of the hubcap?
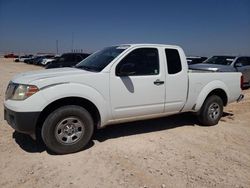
[55,117,84,145]
[208,103,220,120]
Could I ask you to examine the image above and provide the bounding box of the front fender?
[39,83,110,125]
[194,80,229,111]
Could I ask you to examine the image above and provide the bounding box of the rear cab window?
[165,49,182,74]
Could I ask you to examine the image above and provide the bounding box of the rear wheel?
[198,95,223,126]
[41,105,94,154]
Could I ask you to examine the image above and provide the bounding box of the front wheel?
[41,105,94,154]
[198,95,223,126]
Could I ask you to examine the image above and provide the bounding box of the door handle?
[154,79,164,85]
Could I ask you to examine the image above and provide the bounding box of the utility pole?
[71,32,74,52]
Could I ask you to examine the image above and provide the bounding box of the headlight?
[5,82,39,100]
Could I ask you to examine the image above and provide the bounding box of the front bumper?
[4,106,40,137]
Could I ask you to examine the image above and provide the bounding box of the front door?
[110,47,165,119]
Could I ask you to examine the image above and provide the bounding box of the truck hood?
[189,63,236,72]
[12,67,92,84]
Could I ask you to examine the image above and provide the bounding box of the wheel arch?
[36,97,101,136]
[205,89,228,106]
[194,81,229,112]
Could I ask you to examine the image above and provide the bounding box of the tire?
[198,95,223,126]
[41,105,94,154]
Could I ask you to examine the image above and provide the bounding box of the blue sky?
[0,0,249,56]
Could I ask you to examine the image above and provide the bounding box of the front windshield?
[76,46,127,72]
[203,56,236,65]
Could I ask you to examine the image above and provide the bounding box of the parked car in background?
[45,53,90,69]
[189,56,250,88]
[4,53,18,58]
[40,56,59,66]
[24,55,55,65]
[187,56,207,65]
[34,55,55,65]
[14,55,33,62]
[24,56,40,64]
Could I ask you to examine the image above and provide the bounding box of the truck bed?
[182,71,242,112]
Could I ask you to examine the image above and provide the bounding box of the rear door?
[164,48,188,113]
[110,47,165,119]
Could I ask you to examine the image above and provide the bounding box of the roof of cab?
[119,43,181,49]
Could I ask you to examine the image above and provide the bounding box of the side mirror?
[117,63,136,76]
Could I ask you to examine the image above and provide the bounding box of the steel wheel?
[198,95,223,126]
[55,117,84,145]
[208,102,220,120]
[42,105,94,154]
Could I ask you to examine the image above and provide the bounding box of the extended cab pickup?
[4,44,244,154]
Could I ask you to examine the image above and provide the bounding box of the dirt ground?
[0,58,250,188]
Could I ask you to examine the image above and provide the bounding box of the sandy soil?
[0,58,250,188]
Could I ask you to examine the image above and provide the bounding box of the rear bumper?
[4,106,40,137]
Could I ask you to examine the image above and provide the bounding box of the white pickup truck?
[4,44,244,154]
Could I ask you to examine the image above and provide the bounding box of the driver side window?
[116,48,159,76]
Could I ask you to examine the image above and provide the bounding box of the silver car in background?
[189,56,250,88]
[187,56,207,65]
